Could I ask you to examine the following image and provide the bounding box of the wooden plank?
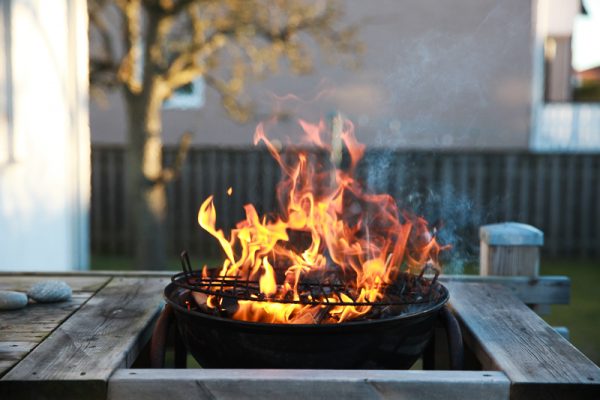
[489,155,502,216]
[206,149,218,257]
[106,149,118,254]
[219,150,231,231]
[441,156,453,208]
[548,155,562,257]
[393,153,405,201]
[180,151,192,252]
[261,149,275,214]
[564,156,576,256]
[474,154,485,225]
[504,155,516,220]
[0,276,109,292]
[440,275,570,305]
[533,156,546,232]
[458,155,469,195]
[246,150,259,205]
[0,293,93,342]
[98,150,109,252]
[0,342,36,376]
[457,155,469,227]
[189,151,203,253]
[424,153,435,192]
[116,150,128,253]
[1,277,167,400]
[480,246,540,277]
[518,156,530,221]
[90,150,102,253]
[580,156,592,257]
[108,369,510,400]
[165,151,178,254]
[0,293,96,378]
[446,282,600,399]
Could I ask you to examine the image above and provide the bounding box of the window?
[163,77,206,110]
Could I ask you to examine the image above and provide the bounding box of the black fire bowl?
[164,281,449,370]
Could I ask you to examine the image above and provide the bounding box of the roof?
[576,66,600,81]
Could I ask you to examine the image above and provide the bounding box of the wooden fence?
[91,146,600,259]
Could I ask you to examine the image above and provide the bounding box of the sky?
[573,0,600,70]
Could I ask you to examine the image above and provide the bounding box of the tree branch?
[117,0,143,93]
[90,0,362,119]
[163,29,228,91]
[89,1,117,63]
[204,72,253,122]
[89,0,123,89]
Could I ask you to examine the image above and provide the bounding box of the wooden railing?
[91,146,600,259]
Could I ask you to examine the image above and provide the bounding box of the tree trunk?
[125,86,168,269]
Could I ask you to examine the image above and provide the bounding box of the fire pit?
[154,114,457,369]
[162,259,450,369]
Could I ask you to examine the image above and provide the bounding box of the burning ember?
[196,115,448,324]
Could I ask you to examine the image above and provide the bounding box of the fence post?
[479,222,543,277]
[478,222,570,338]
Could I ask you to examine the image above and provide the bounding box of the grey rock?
[27,280,72,303]
[0,290,28,310]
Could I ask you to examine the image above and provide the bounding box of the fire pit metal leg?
[440,306,464,370]
[174,325,187,368]
[422,333,436,370]
[150,304,174,368]
[423,306,464,370]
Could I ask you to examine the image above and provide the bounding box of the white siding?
[0,0,90,270]
[533,103,600,151]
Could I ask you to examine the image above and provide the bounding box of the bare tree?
[89,0,361,269]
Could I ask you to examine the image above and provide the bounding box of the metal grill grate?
[174,251,442,307]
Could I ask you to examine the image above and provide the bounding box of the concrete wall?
[0,0,90,270]
[91,0,535,150]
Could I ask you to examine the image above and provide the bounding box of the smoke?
[406,185,481,275]
[359,150,488,275]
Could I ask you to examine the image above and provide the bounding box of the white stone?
[27,280,72,303]
[0,290,28,310]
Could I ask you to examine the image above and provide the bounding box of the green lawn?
[90,255,600,365]
[541,258,600,365]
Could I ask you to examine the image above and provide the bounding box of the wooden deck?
[0,272,598,400]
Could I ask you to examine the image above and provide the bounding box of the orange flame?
[198,116,447,324]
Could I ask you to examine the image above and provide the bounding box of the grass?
[90,254,600,365]
[541,258,600,365]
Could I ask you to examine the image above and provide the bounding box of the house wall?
[91,0,535,150]
[0,0,90,271]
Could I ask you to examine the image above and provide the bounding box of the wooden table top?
[0,271,598,400]
[0,273,168,400]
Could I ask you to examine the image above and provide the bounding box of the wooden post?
[479,222,556,316]
[480,222,543,277]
